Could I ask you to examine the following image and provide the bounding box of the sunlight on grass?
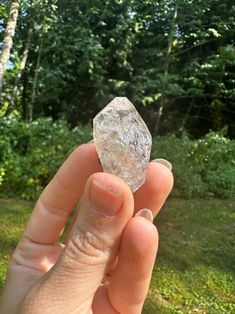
[143,198,235,314]
[0,198,234,313]
[0,199,33,291]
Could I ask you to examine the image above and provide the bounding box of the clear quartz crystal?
[93,97,152,192]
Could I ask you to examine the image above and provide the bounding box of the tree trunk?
[0,0,20,94]
[29,38,43,122]
[180,99,194,132]
[154,4,178,135]
[9,26,33,111]
[22,71,28,120]
[154,97,164,136]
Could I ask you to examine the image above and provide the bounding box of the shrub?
[0,116,234,199]
[0,116,92,199]
[152,132,235,199]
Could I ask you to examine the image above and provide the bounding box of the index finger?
[24,143,102,244]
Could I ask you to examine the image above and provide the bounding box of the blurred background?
[0,1,234,313]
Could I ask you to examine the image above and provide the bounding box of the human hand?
[0,142,173,314]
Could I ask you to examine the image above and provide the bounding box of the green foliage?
[152,132,235,199]
[0,116,234,200]
[0,116,92,199]
[1,0,235,137]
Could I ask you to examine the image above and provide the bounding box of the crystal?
[93,97,152,192]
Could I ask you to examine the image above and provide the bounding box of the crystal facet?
[93,97,152,192]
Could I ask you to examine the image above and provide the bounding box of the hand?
[0,142,173,314]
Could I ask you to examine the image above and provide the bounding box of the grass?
[145,198,235,314]
[0,198,234,313]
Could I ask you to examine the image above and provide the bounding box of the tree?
[0,0,234,137]
[0,0,20,94]
[8,25,32,112]
[154,2,178,135]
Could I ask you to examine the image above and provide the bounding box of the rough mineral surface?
[93,97,152,192]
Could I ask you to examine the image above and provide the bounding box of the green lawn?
[0,198,234,313]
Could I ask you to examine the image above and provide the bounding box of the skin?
[0,142,173,314]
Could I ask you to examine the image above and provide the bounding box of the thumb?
[43,173,134,312]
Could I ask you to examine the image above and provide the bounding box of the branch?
[173,37,222,57]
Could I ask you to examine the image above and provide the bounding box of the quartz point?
[93,97,152,192]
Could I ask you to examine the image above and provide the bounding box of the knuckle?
[63,224,112,267]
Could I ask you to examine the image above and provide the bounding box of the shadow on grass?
[0,233,19,255]
[155,198,235,275]
[143,297,172,314]
[145,198,235,313]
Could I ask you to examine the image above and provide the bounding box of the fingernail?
[152,158,172,171]
[135,208,153,222]
[89,179,123,217]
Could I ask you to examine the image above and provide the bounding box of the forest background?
[0,0,235,199]
[0,1,235,313]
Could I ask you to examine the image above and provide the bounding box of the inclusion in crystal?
[93,97,152,192]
